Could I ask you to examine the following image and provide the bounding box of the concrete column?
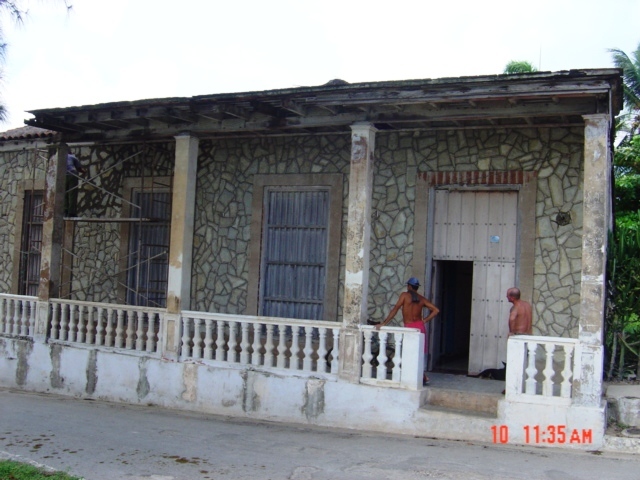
[338,123,377,382]
[163,134,199,359]
[34,144,68,340]
[574,114,610,406]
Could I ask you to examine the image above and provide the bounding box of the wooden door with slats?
[433,190,517,373]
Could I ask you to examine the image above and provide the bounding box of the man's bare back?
[507,287,532,335]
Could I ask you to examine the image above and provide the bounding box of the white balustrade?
[251,322,261,366]
[49,300,163,354]
[95,307,104,346]
[303,327,313,371]
[179,311,340,375]
[125,310,135,350]
[362,330,374,378]
[105,308,114,346]
[376,331,389,381]
[1,294,433,391]
[229,321,238,363]
[59,303,69,341]
[290,327,300,370]
[240,322,250,364]
[391,334,403,383]
[331,329,340,374]
[359,325,424,390]
[265,324,275,367]
[215,320,226,361]
[505,335,579,405]
[204,319,214,360]
[276,325,287,369]
[0,294,37,338]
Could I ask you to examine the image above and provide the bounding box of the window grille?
[19,191,44,296]
[126,191,171,307]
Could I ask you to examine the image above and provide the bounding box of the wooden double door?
[430,190,518,374]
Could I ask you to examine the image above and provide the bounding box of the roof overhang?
[24,69,624,143]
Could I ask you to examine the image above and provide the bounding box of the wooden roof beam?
[165,108,197,124]
[26,114,85,133]
[221,104,250,120]
[109,111,149,128]
[281,99,307,117]
[317,104,339,115]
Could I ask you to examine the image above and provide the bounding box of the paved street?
[1,388,638,480]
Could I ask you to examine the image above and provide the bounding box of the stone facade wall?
[369,128,584,338]
[1,127,585,338]
[68,143,174,303]
[192,135,351,316]
[0,146,47,292]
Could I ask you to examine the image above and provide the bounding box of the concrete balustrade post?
[399,331,424,390]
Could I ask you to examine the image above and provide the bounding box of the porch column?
[575,114,611,406]
[34,144,68,340]
[162,134,199,360]
[339,123,377,382]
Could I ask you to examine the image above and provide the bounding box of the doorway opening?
[432,260,473,374]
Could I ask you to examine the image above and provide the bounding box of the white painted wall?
[0,337,605,450]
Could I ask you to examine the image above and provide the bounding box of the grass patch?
[0,459,82,479]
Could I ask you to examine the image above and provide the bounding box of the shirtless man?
[375,277,439,385]
[506,287,532,336]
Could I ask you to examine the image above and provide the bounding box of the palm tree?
[610,43,640,139]
[503,61,538,74]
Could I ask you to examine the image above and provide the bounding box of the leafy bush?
[606,226,640,379]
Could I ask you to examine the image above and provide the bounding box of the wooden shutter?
[260,188,329,320]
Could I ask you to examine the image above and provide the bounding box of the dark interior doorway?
[432,261,473,373]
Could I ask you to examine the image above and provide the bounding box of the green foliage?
[614,175,640,214]
[615,136,640,174]
[614,136,640,230]
[503,60,538,74]
[608,43,640,379]
[606,226,640,379]
[0,459,82,479]
[616,210,640,230]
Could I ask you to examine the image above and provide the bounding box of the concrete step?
[419,403,497,419]
[421,372,505,417]
[424,387,502,416]
[413,403,498,443]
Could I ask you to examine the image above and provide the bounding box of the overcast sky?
[2,0,639,129]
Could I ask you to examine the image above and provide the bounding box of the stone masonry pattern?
[0,126,584,337]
